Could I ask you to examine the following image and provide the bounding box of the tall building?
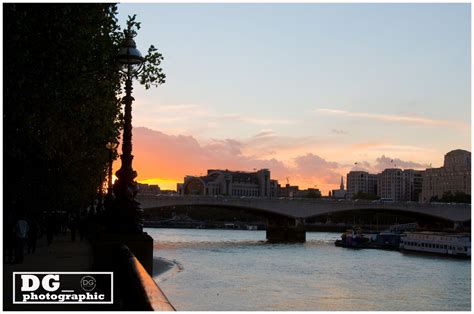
[179,169,277,197]
[404,169,423,201]
[347,169,421,201]
[377,168,424,201]
[377,168,404,201]
[346,171,378,199]
[421,149,471,202]
[368,174,378,196]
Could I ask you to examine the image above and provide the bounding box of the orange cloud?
[113,127,436,195]
[113,127,342,194]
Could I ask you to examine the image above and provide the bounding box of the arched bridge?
[137,195,471,242]
[137,195,471,222]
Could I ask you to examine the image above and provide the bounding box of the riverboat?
[335,223,411,250]
[335,228,372,248]
[399,232,471,257]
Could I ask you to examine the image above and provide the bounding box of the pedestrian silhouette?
[14,214,29,263]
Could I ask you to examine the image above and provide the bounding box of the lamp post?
[105,142,118,196]
[113,30,145,234]
[96,174,104,214]
[104,142,118,214]
[94,28,157,276]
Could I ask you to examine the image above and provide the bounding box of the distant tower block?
[340,176,344,190]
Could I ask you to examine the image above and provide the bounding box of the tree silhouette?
[4,4,165,217]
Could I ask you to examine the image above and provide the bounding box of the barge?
[399,232,471,257]
[335,228,403,250]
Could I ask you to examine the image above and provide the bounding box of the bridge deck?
[137,195,471,222]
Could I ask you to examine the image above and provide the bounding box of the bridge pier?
[266,217,306,243]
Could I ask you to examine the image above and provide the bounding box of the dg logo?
[80,275,96,292]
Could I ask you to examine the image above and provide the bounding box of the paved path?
[2,233,110,310]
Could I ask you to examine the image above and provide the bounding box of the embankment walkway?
[2,233,108,310]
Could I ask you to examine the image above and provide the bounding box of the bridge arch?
[304,208,455,225]
[143,202,294,220]
[138,195,470,242]
[137,195,471,223]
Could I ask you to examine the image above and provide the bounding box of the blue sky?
[116,3,470,191]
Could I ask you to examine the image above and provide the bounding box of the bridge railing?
[138,194,470,207]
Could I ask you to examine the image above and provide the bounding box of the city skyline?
[116,3,470,193]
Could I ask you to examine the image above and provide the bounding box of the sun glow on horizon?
[137,177,179,191]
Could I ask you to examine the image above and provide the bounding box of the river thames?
[147,228,471,311]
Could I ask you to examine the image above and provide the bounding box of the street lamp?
[113,31,145,234]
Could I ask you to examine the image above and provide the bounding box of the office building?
[179,169,277,197]
[377,168,404,201]
[404,169,424,201]
[346,171,378,199]
[421,149,471,202]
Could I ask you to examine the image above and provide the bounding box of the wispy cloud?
[241,117,293,125]
[152,104,203,113]
[253,129,277,138]
[134,102,296,136]
[331,129,349,135]
[315,108,469,129]
[243,131,325,160]
[218,114,294,126]
[351,141,434,153]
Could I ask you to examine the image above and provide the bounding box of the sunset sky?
[116,3,471,194]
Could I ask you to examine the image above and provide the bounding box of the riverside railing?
[117,245,175,311]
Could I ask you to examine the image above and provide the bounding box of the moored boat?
[335,228,372,248]
[335,223,409,250]
[399,232,471,257]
